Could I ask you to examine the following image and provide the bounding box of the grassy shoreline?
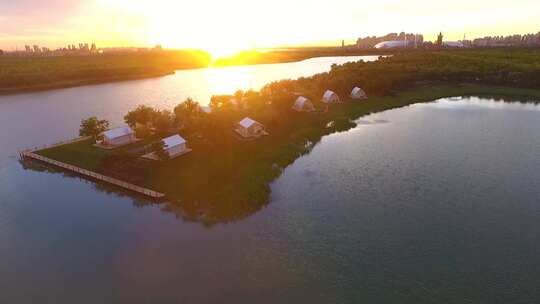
[0,70,174,96]
[0,48,383,96]
[35,83,540,224]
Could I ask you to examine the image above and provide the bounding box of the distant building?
[436,32,444,46]
[473,32,540,47]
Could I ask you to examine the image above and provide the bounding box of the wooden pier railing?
[20,146,165,200]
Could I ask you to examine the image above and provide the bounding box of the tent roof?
[199,106,212,113]
[103,126,134,139]
[352,87,365,94]
[239,117,259,129]
[162,134,186,149]
[323,90,337,99]
[294,96,309,107]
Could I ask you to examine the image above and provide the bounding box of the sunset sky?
[1,0,539,54]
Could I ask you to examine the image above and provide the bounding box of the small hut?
[321,90,340,104]
[350,87,368,100]
[199,105,212,114]
[230,98,239,108]
[292,96,315,112]
[235,117,267,139]
[101,126,136,147]
[162,134,190,158]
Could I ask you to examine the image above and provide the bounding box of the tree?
[124,105,157,129]
[153,110,175,135]
[174,98,200,130]
[79,117,109,139]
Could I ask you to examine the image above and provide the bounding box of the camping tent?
[321,90,340,103]
[350,87,368,100]
[235,117,267,138]
[162,134,188,158]
[292,96,315,112]
[102,126,136,147]
[199,105,212,114]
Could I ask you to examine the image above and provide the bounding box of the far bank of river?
[0,50,383,96]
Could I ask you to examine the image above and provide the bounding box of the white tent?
[235,117,267,138]
[350,87,368,100]
[292,96,315,112]
[321,90,340,104]
[230,98,239,106]
[162,134,189,158]
[101,126,136,147]
[199,105,212,114]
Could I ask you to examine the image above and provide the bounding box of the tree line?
[81,48,540,147]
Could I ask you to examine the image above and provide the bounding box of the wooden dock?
[20,143,165,200]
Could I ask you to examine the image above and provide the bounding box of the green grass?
[38,139,108,171]
[34,83,540,225]
[0,50,210,94]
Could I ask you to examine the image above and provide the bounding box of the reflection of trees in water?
[19,158,264,226]
[19,158,154,204]
[161,197,267,227]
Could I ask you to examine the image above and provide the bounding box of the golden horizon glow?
[1,0,540,50]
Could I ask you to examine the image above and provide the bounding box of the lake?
[2,59,540,302]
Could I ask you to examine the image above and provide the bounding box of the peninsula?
[31,48,540,224]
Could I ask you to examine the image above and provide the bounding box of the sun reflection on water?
[202,66,254,95]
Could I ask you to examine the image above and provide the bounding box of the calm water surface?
[1,59,540,302]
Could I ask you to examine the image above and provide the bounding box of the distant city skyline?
[1,0,540,54]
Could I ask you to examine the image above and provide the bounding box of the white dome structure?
[321,90,340,104]
[374,41,409,49]
[350,87,367,100]
[292,96,315,112]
